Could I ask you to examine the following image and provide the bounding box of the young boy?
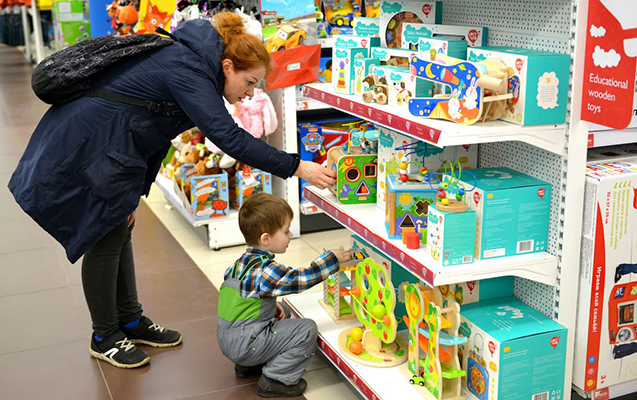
[216,193,351,398]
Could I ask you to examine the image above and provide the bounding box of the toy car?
[409,374,425,386]
[266,24,306,52]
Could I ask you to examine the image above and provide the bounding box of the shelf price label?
[581,0,637,129]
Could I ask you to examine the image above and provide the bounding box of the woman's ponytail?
[213,12,271,73]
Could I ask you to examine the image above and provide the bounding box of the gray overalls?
[216,256,318,385]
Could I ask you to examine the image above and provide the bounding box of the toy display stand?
[337,326,408,367]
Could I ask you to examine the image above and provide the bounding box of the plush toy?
[235,88,278,138]
[194,155,222,176]
[362,74,389,105]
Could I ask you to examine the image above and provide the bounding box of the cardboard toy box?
[234,168,272,209]
[377,128,478,209]
[52,0,90,49]
[586,143,637,164]
[333,47,369,95]
[332,35,381,50]
[370,46,415,68]
[427,204,476,266]
[416,36,468,61]
[460,297,568,400]
[468,46,570,126]
[401,22,488,49]
[181,167,229,221]
[372,65,433,107]
[353,17,380,37]
[459,167,551,260]
[379,0,442,47]
[573,161,637,392]
[354,58,382,95]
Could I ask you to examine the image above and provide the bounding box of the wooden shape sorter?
[407,54,512,125]
[327,147,378,204]
[385,172,437,243]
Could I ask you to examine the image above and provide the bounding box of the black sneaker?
[256,375,307,398]
[235,363,265,378]
[89,331,150,369]
[121,316,182,348]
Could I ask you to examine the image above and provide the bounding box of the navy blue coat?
[9,20,298,263]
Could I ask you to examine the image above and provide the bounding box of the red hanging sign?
[581,0,637,129]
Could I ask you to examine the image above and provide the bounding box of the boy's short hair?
[239,193,294,246]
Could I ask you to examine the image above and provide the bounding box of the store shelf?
[303,186,558,287]
[302,83,567,156]
[283,291,425,400]
[296,98,332,111]
[587,128,637,148]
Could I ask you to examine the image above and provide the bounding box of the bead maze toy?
[337,257,408,367]
[408,54,512,125]
[402,283,467,400]
[327,123,379,204]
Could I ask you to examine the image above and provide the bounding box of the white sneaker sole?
[128,335,183,348]
[89,348,151,369]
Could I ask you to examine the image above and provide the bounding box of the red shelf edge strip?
[302,85,442,144]
[303,188,435,286]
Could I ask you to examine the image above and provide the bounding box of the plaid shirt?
[224,247,339,298]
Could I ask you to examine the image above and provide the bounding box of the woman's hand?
[127,210,136,227]
[294,160,336,190]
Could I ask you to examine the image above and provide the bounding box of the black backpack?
[31,29,185,117]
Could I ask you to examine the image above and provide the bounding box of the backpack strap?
[155,27,179,42]
[84,88,186,117]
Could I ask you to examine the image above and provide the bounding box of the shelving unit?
[20,2,44,64]
[587,128,637,148]
[303,186,558,287]
[278,0,598,399]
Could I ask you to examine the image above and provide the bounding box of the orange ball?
[349,340,363,355]
[117,5,138,25]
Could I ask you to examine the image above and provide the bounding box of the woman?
[8,13,336,369]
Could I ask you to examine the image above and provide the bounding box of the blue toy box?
[468,46,570,126]
[459,167,551,260]
[460,297,567,400]
[427,204,476,266]
[234,168,272,209]
[189,171,229,220]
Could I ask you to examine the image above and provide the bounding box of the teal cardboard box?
[468,46,570,126]
[460,297,567,400]
[460,167,551,260]
[353,17,380,37]
[333,47,369,95]
[427,205,476,266]
[354,58,382,95]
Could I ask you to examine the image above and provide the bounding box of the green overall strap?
[237,255,267,281]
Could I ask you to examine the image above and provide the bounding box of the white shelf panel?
[302,83,567,156]
[304,186,558,287]
[587,128,637,148]
[154,174,239,227]
[296,98,332,111]
[283,291,427,400]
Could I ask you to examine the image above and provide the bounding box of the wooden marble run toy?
[402,283,467,400]
[337,258,408,367]
[408,54,512,125]
[327,123,378,204]
[319,248,368,322]
[432,161,475,213]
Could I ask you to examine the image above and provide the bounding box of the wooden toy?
[361,73,389,105]
[337,258,408,367]
[433,161,473,213]
[327,124,378,204]
[379,1,442,47]
[402,283,467,400]
[319,248,367,321]
[408,54,512,125]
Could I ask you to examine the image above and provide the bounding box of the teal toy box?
[332,35,381,50]
[416,36,468,61]
[353,17,380,37]
[333,47,369,95]
[373,65,433,107]
[459,167,551,260]
[460,297,567,400]
[354,58,382,95]
[379,1,442,47]
[427,205,476,266]
[468,46,570,126]
[401,22,488,49]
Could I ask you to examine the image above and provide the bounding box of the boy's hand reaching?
[330,248,352,264]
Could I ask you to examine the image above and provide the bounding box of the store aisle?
[0,45,357,400]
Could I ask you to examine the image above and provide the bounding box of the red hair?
[213,12,271,73]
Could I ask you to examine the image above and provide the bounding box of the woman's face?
[222,59,266,104]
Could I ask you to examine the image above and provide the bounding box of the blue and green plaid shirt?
[224,247,339,298]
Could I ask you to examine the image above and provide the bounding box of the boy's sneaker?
[256,375,307,398]
[121,316,182,348]
[89,332,150,369]
[235,363,265,378]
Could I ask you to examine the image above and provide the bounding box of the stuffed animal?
[194,155,221,176]
[236,88,278,138]
[362,74,389,105]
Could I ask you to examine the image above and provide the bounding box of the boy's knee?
[303,319,318,341]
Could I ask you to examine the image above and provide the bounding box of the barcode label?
[463,256,473,263]
[517,240,534,253]
[532,392,548,400]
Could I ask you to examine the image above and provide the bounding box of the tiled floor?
[0,45,359,400]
